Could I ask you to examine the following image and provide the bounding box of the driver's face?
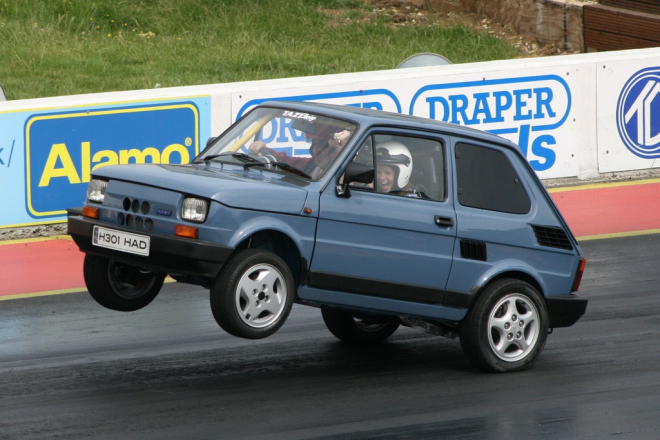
[377,165,395,193]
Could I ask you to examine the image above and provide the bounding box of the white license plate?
[92,226,150,256]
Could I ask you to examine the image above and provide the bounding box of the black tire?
[83,254,165,312]
[321,307,400,344]
[210,249,294,339]
[460,279,549,373]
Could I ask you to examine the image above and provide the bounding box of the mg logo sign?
[617,67,660,158]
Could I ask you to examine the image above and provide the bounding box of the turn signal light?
[82,206,99,219]
[175,224,198,239]
[571,258,587,292]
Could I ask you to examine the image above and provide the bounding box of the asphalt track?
[2,179,660,439]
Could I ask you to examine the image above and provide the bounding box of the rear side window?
[455,142,531,214]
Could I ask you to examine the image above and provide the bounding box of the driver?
[248,125,352,179]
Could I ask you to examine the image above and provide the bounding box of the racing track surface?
[1,233,660,439]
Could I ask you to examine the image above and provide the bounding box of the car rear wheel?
[210,249,294,339]
[83,254,165,312]
[321,307,400,344]
[460,279,548,373]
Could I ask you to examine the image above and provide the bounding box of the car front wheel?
[210,249,294,339]
[321,307,400,344]
[460,279,548,373]
[83,254,165,312]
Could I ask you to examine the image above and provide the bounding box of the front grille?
[532,225,573,250]
[118,197,154,232]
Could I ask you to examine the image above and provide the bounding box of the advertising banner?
[1,47,659,229]
[0,97,211,228]
[597,55,660,173]
[233,66,580,180]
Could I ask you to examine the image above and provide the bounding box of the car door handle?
[434,215,454,227]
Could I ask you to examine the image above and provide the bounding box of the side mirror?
[336,162,374,198]
[0,84,6,102]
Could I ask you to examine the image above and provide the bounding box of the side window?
[349,133,446,201]
[455,142,531,214]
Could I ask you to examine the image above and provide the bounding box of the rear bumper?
[67,208,233,280]
[546,295,588,328]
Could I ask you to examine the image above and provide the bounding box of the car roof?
[259,100,518,149]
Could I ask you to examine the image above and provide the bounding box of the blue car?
[68,101,587,372]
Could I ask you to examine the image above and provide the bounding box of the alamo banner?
[0,97,210,227]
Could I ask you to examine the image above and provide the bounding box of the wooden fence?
[584,0,660,51]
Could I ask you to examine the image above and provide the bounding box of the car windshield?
[200,107,358,181]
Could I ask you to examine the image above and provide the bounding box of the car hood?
[92,163,310,214]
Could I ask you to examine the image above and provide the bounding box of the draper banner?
[0,97,210,228]
[597,57,660,173]
[232,66,578,180]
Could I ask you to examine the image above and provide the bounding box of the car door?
[444,139,545,307]
[308,131,456,305]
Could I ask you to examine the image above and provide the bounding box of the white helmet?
[376,141,413,189]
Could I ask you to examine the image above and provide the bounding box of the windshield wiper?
[199,152,261,164]
[230,153,261,163]
[199,152,311,178]
[243,162,311,179]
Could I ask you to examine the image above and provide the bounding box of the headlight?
[87,179,108,203]
[182,197,208,222]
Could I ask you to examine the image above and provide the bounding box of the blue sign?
[235,76,572,174]
[409,75,572,172]
[617,67,660,159]
[235,89,402,120]
[25,102,204,218]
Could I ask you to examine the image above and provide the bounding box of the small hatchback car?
[68,101,587,372]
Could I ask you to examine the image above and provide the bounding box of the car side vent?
[532,225,573,250]
[460,240,487,261]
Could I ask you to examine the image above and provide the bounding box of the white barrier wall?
[1,47,659,229]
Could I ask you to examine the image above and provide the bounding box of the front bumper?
[546,295,588,328]
[67,208,234,280]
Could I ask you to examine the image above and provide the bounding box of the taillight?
[571,258,587,292]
